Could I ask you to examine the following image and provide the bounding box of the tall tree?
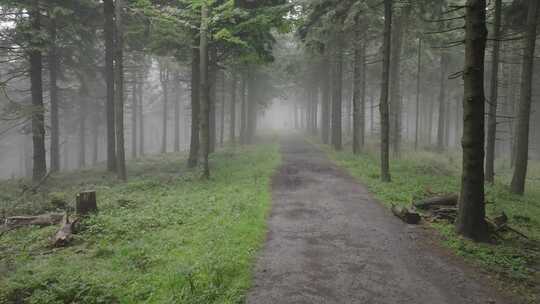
[48,17,60,173]
[352,31,365,154]
[414,38,422,150]
[229,69,237,144]
[455,0,489,241]
[199,3,210,179]
[29,0,47,181]
[321,55,331,144]
[510,0,539,195]
[104,0,116,172]
[331,41,343,151]
[115,0,126,181]
[188,46,200,168]
[174,71,182,153]
[379,0,392,182]
[485,0,502,183]
[159,60,169,154]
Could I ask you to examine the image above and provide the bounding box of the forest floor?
[317,137,540,303]
[0,142,280,303]
[247,134,522,304]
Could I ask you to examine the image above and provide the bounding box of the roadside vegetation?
[315,138,540,302]
[0,143,280,303]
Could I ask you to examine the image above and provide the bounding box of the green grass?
[0,143,280,304]
[314,139,540,302]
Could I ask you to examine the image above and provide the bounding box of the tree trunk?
[92,101,99,165]
[114,0,126,181]
[138,69,145,157]
[48,18,60,173]
[436,52,448,151]
[353,33,365,154]
[240,71,247,143]
[174,72,181,152]
[331,42,343,151]
[229,70,237,144]
[219,71,225,146]
[379,0,392,182]
[199,4,210,179]
[131,72,138,158]
[511,0,539,194]
[188,47,200,168]
[456,0,489,242]
[160,64,169,154]
[414,38,422,150]
[29,0,47,182]
[104,0,116,172]
[321,56,331,144]
[209,49,217,153]
[389,5,410,156]
[79,82,87,169]
[246,68,257,144]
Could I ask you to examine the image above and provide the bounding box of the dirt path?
[247,135,513,304]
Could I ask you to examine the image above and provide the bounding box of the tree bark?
[188,46,200,168]
[114,0,126,181]
[104,0,116,172]
[486,0,502,183]
[455,0,489,242]
[379,0,392,182]
[199,4,210,179]
[48,18,60,173]
[29,0,47,182]
[510,0,539,195]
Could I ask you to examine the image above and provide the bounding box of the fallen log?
[51,213,79,247]
[413,194,458,210]
[3,213,64,229]
[391,205,421,224]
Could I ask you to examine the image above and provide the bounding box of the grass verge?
[313,139,539,303]
[0,143,280,304]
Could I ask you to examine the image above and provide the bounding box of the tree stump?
[75,191,97,216]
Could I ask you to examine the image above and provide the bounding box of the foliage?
[0,143,281,304]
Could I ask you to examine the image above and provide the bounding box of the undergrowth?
[315,138,540,303]
[0,143,280,304]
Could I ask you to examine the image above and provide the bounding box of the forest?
[0,0,539,303]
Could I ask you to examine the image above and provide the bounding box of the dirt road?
[247,136,512,304]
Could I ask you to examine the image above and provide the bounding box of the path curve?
[247,135,513,304]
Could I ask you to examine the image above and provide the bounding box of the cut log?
[3,213,64,229]
[391,205,421,224]
[51,213,78,247]
[75,191,97,216]
[413,194,458,210]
